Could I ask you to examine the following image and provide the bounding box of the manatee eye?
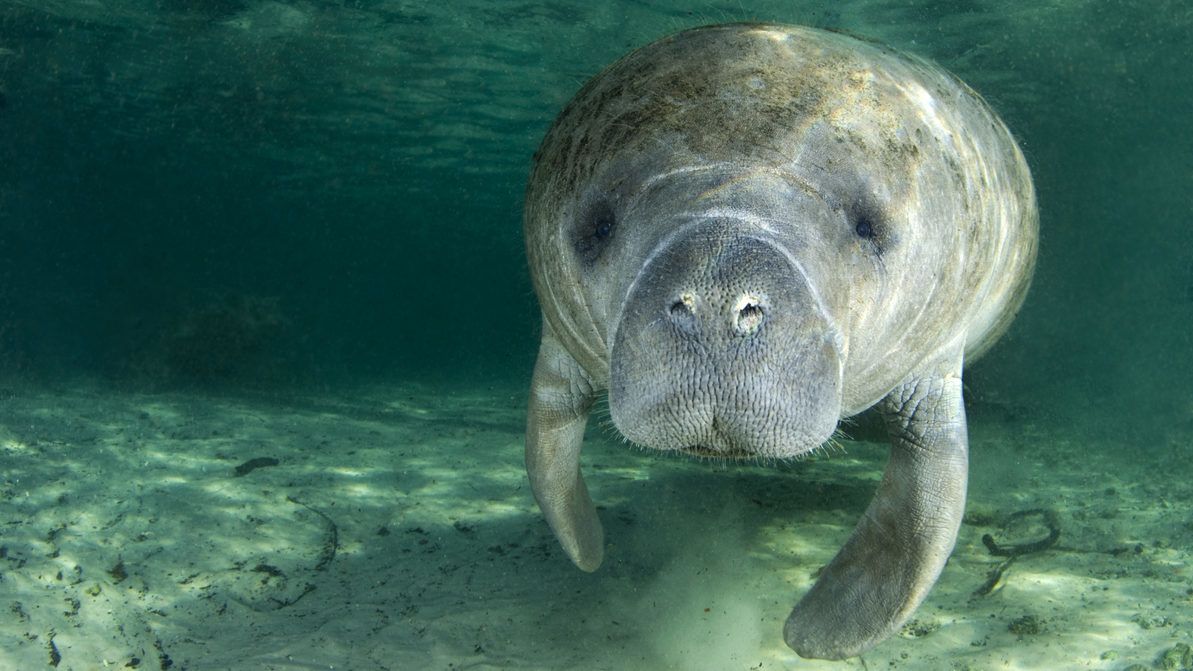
[847,197,892,256]
[573,198,617,265]
[593,208,614,239]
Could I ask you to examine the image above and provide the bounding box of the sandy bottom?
[1,379,1190,670]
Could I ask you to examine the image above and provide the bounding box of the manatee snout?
[609,225,843,458]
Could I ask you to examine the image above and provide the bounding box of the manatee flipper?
[785,352,968,659]
[525,323,603,572]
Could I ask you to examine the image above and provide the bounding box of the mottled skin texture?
[523,23,1037,659]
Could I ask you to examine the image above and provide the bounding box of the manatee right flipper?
[785,353,969,659]
[525,323,603,572]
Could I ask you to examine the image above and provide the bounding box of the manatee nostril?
[668,292,698,333]
[733,295,766,336]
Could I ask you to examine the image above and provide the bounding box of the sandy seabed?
[1,379,1190,671]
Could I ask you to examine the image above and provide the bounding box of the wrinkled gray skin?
[523,23,1037,660]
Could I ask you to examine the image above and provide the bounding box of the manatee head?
[540,136,903,459]
[612,228,843,458]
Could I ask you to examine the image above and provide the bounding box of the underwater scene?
[1,1,1191,669]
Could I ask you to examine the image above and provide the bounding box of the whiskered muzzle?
[608,227,843,459]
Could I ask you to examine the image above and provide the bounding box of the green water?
[1,1,1191,669]
[3,1,1191,420]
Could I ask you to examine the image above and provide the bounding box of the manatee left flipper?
[785,352,968,659]
[525,323,603,572]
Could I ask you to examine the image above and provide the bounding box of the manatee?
[522,23,1037,659]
